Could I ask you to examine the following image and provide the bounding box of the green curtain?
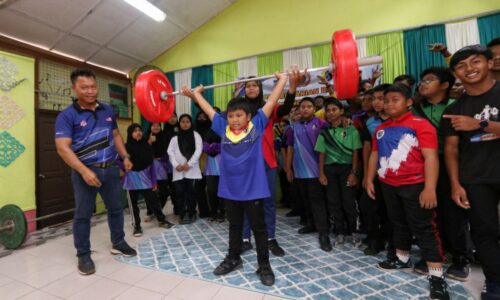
[478,13,500,45]
[366,32,406,84]
[191,65,214,118]
[257,51,284,76]
[403,25,447,82]
[213,61,238,110]
[311,43,331,68]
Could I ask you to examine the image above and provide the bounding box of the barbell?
[0,202,104,250]
[134,29,384,123]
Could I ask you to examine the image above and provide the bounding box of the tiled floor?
[0,207,485,300]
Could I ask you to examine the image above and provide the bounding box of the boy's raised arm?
[181,85,216,121]
[262,72,289,118]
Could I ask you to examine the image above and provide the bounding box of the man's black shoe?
[256,264,275,286]
[78,254,95,275]
[319,234,332,252]
[213,256,242,275]
[378,257,412,270]
[110,241,137,257]
[268,239,285,257]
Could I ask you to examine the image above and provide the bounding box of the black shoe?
[378,257,412,270]
[179,215,190,225]
[414,259,429,275]
[189,213,197,223]
[481,280,500,300]
[285,210,300,217]
[319,234,332,252]
[213,256,242,275]
[159,220,175,229]
[110,241,137,257]
[446,257,470,282]
[386,244,397,260]
[217,216,225,223]
[268,239,285,257]
[298,226,316,234]
[78,254,95,275]
[363,238,385,256]
[256,264,275,286]
[429,275,450,300]
[133,227,143,237]
[241,241,253,254]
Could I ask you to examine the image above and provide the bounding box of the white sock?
[429,266,443,277]
[243,239,249,243]
[396,252,410,263]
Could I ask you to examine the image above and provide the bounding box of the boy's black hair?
[364,89,374,95]
[299,97,314,107]
[384,84,412,99]
[450,44,493,70]
[420,66,456,96]
[393,74,416,87]
[70,68,96,84]
[372,83,392,94]
[487,37,500,48]
[324,97,344,111]
[227,97,252,114]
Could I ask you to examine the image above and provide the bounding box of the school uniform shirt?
[412,98,455,153]
[152,158,169,180]
[167,132,203,182]
[287,117,328,178]
[203,142,221,176]
[211,109,270,201]
[372,111,438,187]
[439,82,500,184]
[315,124,362,165]
[55,100,118,165]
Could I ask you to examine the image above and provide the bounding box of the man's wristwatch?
[479,119,489,129]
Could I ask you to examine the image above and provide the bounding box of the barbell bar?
[0,202,106,250]
[134,29,384,123]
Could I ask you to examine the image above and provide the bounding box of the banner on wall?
[260,55,382,101]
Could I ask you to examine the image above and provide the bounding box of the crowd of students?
[119,39,500,300]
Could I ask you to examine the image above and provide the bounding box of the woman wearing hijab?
[122,123,174,237]
[194,111,211,218]
[167,114,203,224]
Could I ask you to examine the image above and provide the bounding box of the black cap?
[450,44,493,70]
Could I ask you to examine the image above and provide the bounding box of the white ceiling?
[0,0,236,74]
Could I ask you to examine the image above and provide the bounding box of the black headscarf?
[145,123,167,158]
[177,114,196,161]
[195,111,211,141]
[163,113,179,149]
[126,123,154,172]
[244,77,265,117]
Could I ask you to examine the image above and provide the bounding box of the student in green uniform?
[413,67,472,281]
[316,98,362,247]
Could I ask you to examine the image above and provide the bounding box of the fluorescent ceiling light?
[123,0,167,22]
[86,61,128,75]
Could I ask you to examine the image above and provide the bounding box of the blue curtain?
[404,25,447,83]
[191,65,214,118]
[478,13,500,45]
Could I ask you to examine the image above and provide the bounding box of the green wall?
[151,0,500,71]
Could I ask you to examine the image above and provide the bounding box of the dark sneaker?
[319,234,332,252]
[78,254,95,275]
[481,280,500,300]
[414,259,429,275]
[110,241,137,257]
[213,256,242,275]
[268,239,285,257]
[256,264,275,286]
[241,241,253,254]
[217,214,225,223]
[446,257,470,282]
[298,226,316,234]
[378,257,412,270]
[363,238,385,256]
[158,220,175,229]
[179,215,190,225]
[429,275,450,300]
[133,227,143,237]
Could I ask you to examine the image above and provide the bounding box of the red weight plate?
[134,70,175,123]
[331,29,359,99]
